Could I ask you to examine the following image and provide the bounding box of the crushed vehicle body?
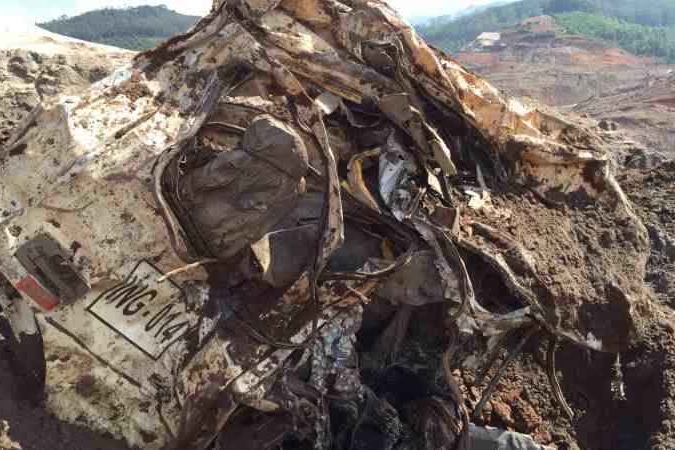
[0,1,651,449]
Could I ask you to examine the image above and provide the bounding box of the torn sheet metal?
[379,133,419,221]
[0,0,651,448]
[309,304,363,396]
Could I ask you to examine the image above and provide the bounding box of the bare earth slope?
[454,16,670,107]
[573,75,675,158]
[453,15,675,159]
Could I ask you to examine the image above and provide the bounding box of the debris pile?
[0,1,652,449]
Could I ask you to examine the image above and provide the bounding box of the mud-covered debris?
[469,425,552,450]
[0,1,653,449]
[0,421,22,450]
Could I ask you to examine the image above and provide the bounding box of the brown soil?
[402,276,653,450]
[463,187,648,352]
[444,18,675,445]
[573,76,675,158]
[611,162,675,450]
[618,162,675,309]
[457,339,639,450]
[452,16,675,159]
[452,162,675,450]
[453,16,673,114]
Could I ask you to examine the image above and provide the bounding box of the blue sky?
[2,0,504,22]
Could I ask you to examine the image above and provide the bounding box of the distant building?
[475,32,501,48]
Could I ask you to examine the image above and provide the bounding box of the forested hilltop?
[38,5,199,51]
[418,0,675,62]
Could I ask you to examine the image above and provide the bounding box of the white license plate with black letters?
[87,261,195,360]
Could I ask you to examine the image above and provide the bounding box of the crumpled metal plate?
[0,0,650,448]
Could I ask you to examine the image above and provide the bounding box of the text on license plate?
[87,261,196,360]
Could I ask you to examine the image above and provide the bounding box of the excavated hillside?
[454,16,671,107]
[453,15,675,159]
[573,75,675,160]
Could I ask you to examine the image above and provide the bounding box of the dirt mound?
[446,16,675,448]
[421,13,675,450]
[439,162,675,450]
[618,162,675,306]
[613,162,675,450]
[441,17,675,447]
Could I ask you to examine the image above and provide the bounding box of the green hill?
[417,0,544,52]
[417,0,675,62]
[556,12,675,61]
[38,5,200,51]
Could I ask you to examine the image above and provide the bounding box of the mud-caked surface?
[447,161,675,450]
[0,40,132,148]
[449,14,675,450]
[0,32,133,450]
[619,162,675,306]
[458,335,662,450]
[463,187,649,352]
[391,297,653,450]
[0,20,672,450]
[615,162,675,450]
[621,309,675,450]
[0,341,131,450]
[421,178,662,450]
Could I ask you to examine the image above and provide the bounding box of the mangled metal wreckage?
[0,0,650,449]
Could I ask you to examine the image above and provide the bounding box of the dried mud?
[0,45,131,148]
[451,161,675,450]
[619,162,675,306]
[382,296,649,450]
[617,162,675,450]
[0,35,134,450]
[464,186,647,352]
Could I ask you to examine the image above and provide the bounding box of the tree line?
[417,0,675,61]
[38,5,199,51]
[556,12,675,62]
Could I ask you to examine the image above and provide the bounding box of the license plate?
[87,261,195,360]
